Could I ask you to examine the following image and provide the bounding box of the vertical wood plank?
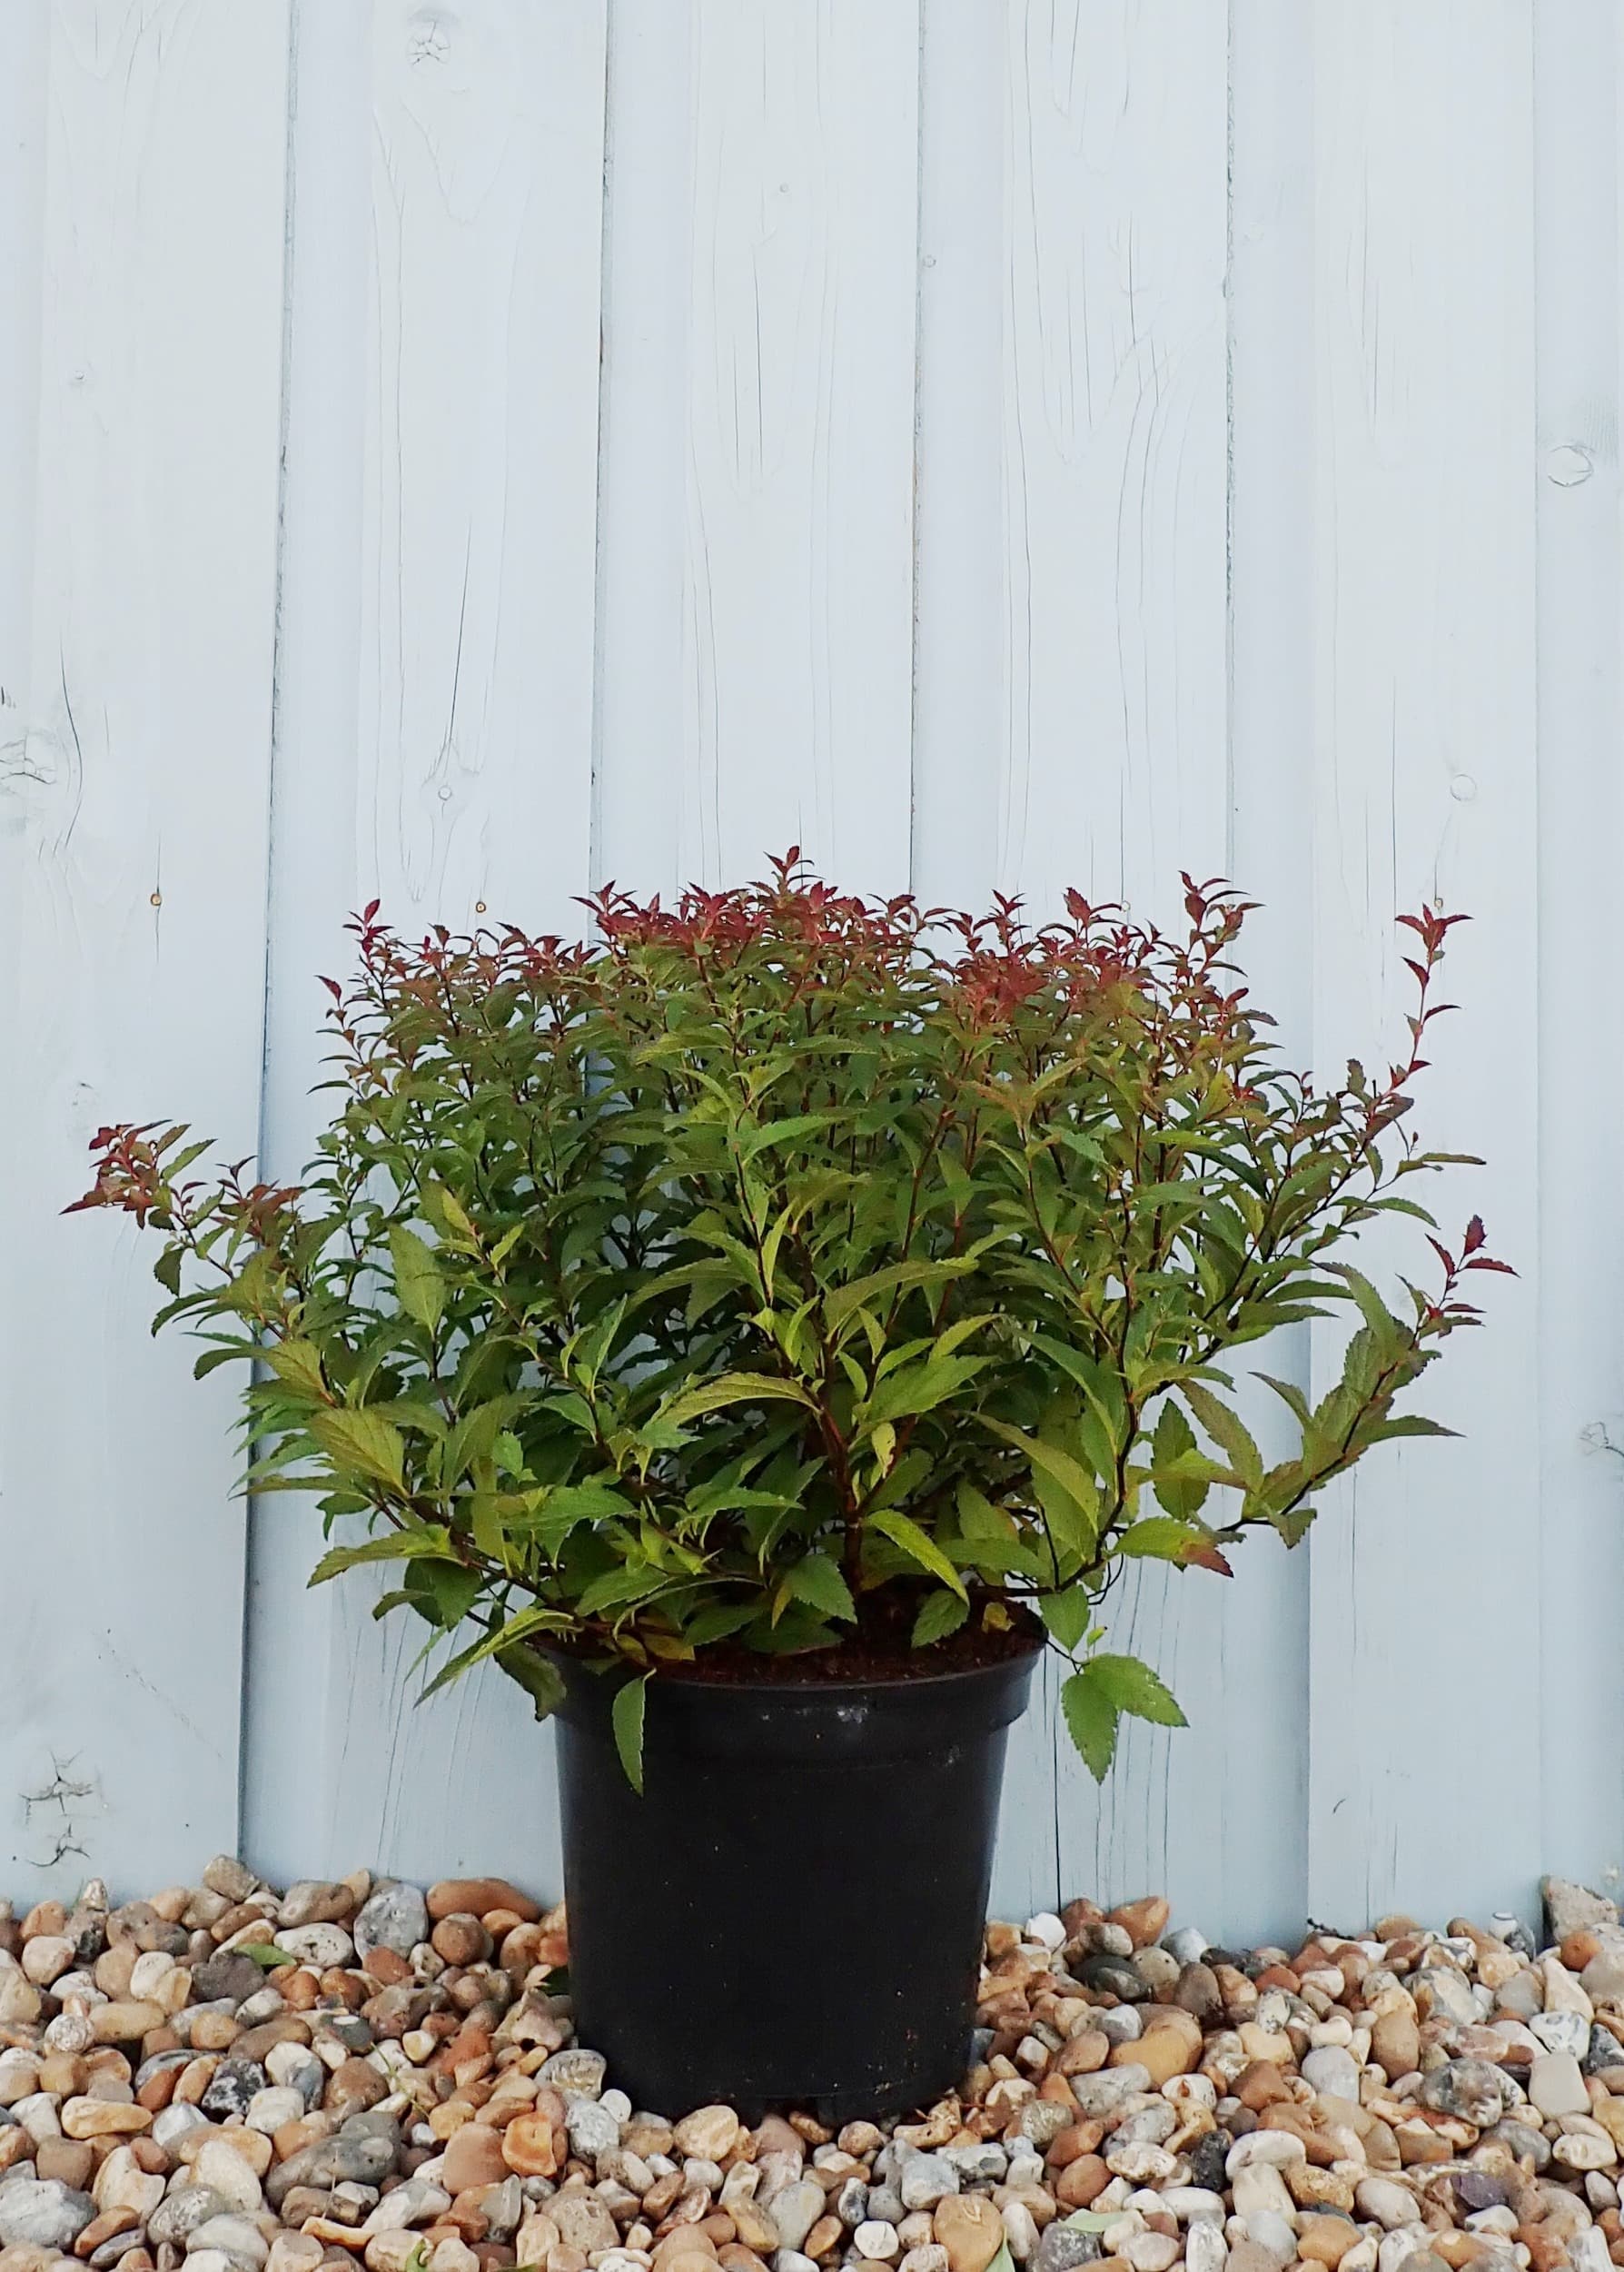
[0,0,289,1890]
[1305,0,1541,1929]
[912,0,1006,910]
[245,0,607,1891]
[996,0,1229,927]
[1532,0,1624,1905]
[997,0,1233,1927]
[593,0,920,898]
[1209,0,1317,1947]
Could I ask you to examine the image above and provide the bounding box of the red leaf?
[1462,1214,1487,1254]
[1182,1543,1234,1577]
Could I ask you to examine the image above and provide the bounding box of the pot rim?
[542,1626,1045,1702]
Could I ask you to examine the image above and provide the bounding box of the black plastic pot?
[550,1642,1040,2122]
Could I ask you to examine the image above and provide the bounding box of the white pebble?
[855,2222,901,2261]
[1025,1912,1067,1951]
[1186,2222,1228,2272]
[1000,2201,1039,2263]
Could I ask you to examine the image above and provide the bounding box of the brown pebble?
[432,1918,493,1968]
[189,2009,240,2051]
[1233,2059,1293,2110]
[427,1880,541,1926]
[73,2211,139,2261]
[1106,1898,1170,1950]
[443,2125,510,2194]
[501,2111,561,2178]
[35,2138,96,2189]
[1055,2156,1110,2208]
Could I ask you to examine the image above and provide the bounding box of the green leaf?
[983,1421,1099,1553]
[575,1563,668,1618]
[912,1590,970,1647]
[1086,1652,1187,1727]
[236,1943,295,1969]
[735,1112,835,1162]
[1116,1516,1205,1563]
[263,1339,329,1402]
[956,1483,1014,1540]
[1179,1380,1263,1488]
[308,1525,451,1586]
[867,1509,968,1600]
[1061,1670,1119,1781]
[1152,1400,1209,1517]
[661,1373,817,1426]
[861,1354,987,1430]
[389,1224,445,1330]
[1038,1585,1093,1653]
[496,1645,566,1722]
[1027,1334,1128,1445]
[310,1406,406,1493]
[612,1672,649,1794]
[825,1256,978,1333]
[783,1553,857,1623]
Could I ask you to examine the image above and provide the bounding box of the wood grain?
[593,0,920,898]
[0,0,289,1892]
[1530,0,1624,1910]
[981,0,1235,1926]
[1304,0,1541,1929]
[244,0,609,1890]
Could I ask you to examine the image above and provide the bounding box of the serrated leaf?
[389,1224,445,1330]
[612,1672,649,1794]
[1038,1585,1092,1653]
[984,1421,1100,1553]
[661,1372,817,1426]
[1061,1670,1119,1781]
[861,1354,987,1429]
[913,1590,970,1647]
[575,1563,668,1618]
[1086,1652,1187,1727]
[825,1256,978,1332]
[956,1483,1015,1540]
[783,1553,857,1622]
[734,1111,835,1162]
[1116,1516,1206,1564]
[1152,1400,1208,1518]
[263,1339,329,1402]
[308,1525,452,1586]
[310,1406,406,1492]
[868,1509,968,1599]
[1179,1380,1263,1488]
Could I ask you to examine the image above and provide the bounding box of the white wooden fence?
[3,0,1619,1944]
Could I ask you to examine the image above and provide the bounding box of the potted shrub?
[72,859,1502,2118]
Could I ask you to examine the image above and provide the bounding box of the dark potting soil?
[576,1591,1045,1687]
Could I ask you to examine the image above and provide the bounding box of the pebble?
[0,2178,96,2250]
[7,1866,1624,2272]
[352,1885,427,1961]
[1530,2050,1591,2118]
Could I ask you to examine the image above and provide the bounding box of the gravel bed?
[3,1866,1622,2272]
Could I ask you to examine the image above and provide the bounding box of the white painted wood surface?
[250,0,609,1893]
[5,0,1619,1937]
[0,0,289,1888]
